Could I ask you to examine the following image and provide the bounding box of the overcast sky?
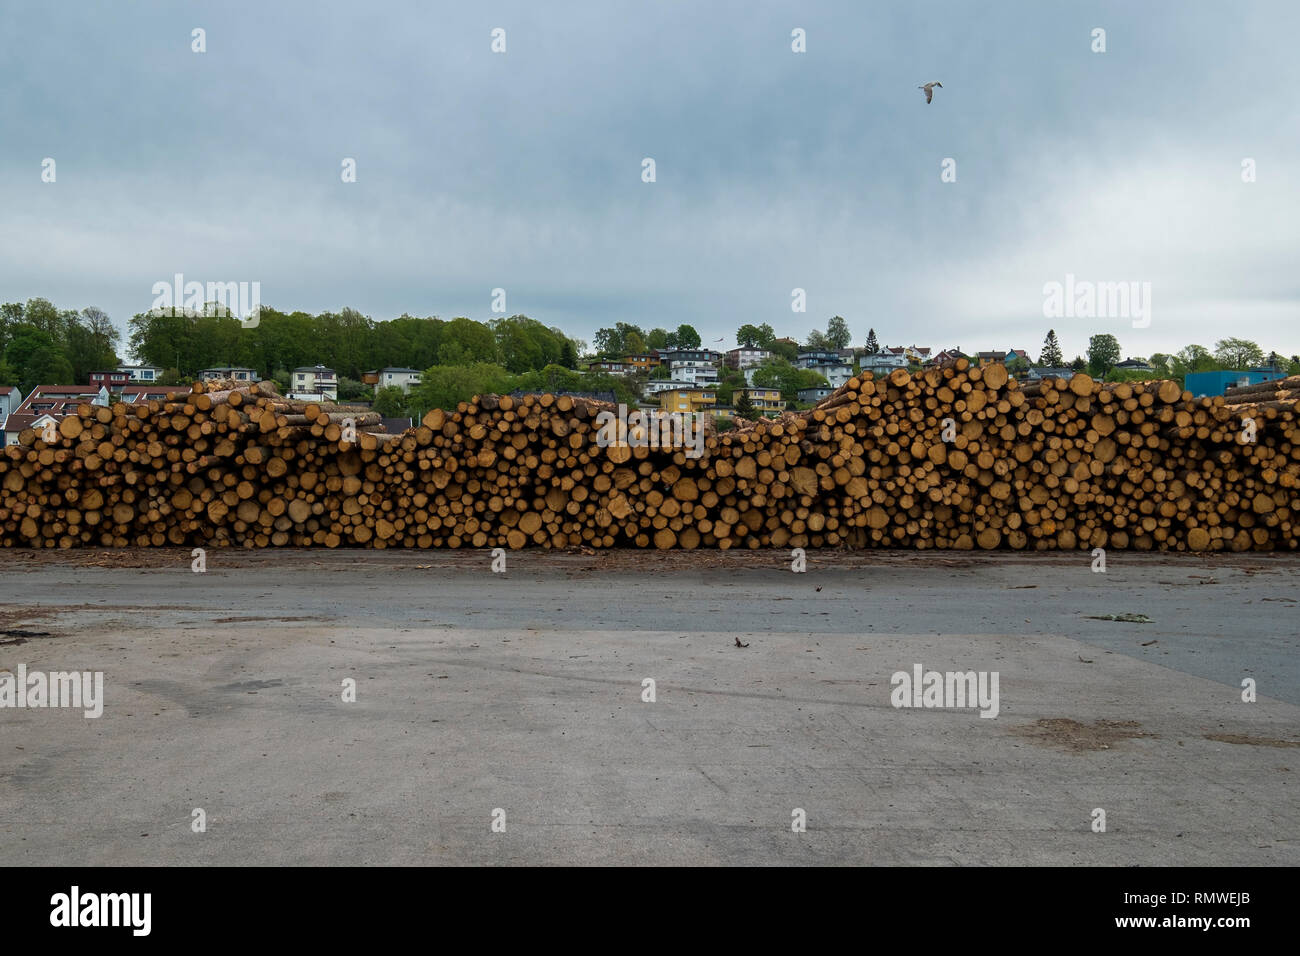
[2,0,1297,362]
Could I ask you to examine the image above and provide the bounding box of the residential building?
[1113,357,1154,372]
[290,365,338,401]
[655,386,717,414]
[806,361,852,388]
[796,350,841,369]
[798,385,834,404]
[621,353,661,371]
[366,367,422,392]
[2,385,109,446]
[666,360,719,386]
[927,348,968,367]
[862,350,909,376]
[200,366,256,383]
[735,386,783,416]
[1024,367,1076,383]
[589,360,632,373]
[655,348,721,366]
[1005,349,1031,365]
[119,385,172,404]
[644,379,695,395]
[88,369,132,391]
[725,347,771,369]
[0,386,24,430]
[117,364,163,383]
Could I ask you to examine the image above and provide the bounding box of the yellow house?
[736,386,783,415]
[657,387,716,414]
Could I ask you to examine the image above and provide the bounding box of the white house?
[290,365,338,401]
[374,367,422,393]
[117,364,163,383]
[667,360,719,386]
[724,347,771,370]
[199,366,256,383]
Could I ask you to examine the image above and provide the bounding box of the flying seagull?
[918,81,942,104]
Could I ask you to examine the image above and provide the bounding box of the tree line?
[0,299,121,396]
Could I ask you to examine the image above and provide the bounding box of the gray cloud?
[1,0,1297,361]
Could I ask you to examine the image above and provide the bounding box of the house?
[621,353,661,371]
[1113,357,1154,372]
[798,385,834,404]
[863,349,909,376]
[724,347,771,370]
[928,348,968,367]
[589,360,632,374]
[655,386,717,414]
[644,379,695,395]
[976,351,1005,366]
[796,350,841,369]
[200,366,256,383]
[1005,349,1031,364]
[665,360,719,386]
[1024,367,1076,383]
[119,385,172,404]
[88,369,132,391]
[735,386,783,416]
[654,348,721,366]
[117,364,163,383]
[806,361,852,388]
[2,385,109,446]
[290,365,338,401]
[365,367,422,393]
[0,385,23,430]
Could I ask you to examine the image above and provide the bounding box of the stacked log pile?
[1,360,1296,551]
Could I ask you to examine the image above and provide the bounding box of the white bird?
[918,81,942,104]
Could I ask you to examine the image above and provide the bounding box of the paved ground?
[1,549,1297,865]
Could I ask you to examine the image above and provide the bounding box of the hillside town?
[1,299,1296,444]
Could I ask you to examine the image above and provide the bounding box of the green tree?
[337,376,370,401]
[4,324,75,394]
[1148,353,1173,376]
[645,328,670,351]
[734,390,756,419]
[1175,344,1216,376]
[804,329,830,351]
[372,386,409,418]
[1087,334,1121,377]
[736,324,767,348]
[864,328,879,355]
[672,324,701,349]
[751,358,829,401]
[1069,355,1087,372]
[825,316,851,349]
[1039,329,1063,367]
[1213,337,1264,370]
[409,363,514,411]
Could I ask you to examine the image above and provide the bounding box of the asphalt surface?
[1,549,1297,865]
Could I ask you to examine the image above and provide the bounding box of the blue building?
[1184,368,1287,398]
